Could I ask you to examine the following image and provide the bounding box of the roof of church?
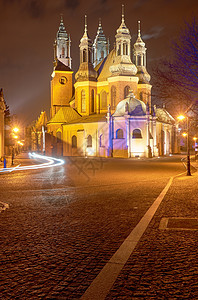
[156,108,175,124]
[48,107,81,124]
[97,49,116,81]
[55,60,72,72]
[63,113,107,125]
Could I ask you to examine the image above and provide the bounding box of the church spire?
[93,18,109,67]
[138,20,141,38]
[122,4,125,24]
[54,14,72,69]
[75,14,97,82]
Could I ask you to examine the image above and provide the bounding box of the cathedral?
[47,8,177,158]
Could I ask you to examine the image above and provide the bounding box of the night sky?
[0,0,197,126]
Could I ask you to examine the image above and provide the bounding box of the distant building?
[47,7,178,158]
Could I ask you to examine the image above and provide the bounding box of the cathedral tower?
[54,15,71,68]
[93,19,109,68]
[75,16,97,115]
[133,21,151,106]
[109,5,138,109]
[50,16,73,118]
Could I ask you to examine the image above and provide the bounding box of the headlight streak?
[0,153,65,173]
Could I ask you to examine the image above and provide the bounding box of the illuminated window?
[91,89,94,113]
[124,85,130,98]
[100,90,107,110]
[72,135,77,148]
[132,129,142,139]
[111,86,116,109]
[81,90,86,113]
[87,135,92,147]
[56,131,61,143]
[116,129,123,139]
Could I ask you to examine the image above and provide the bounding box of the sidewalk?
[106,162,198,299]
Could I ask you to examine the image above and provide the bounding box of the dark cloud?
[64,0,80,10]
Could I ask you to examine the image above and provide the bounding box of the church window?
[99,134,104,147]
[88,50,92,63]
[87,135,92,147]
[62,47,65,57]
[132,129,142,139]
[81,90,86,113]
[116,129,124,139]
[124,85,130,98]
[117,44,121,56]
[56,131,62,143]
[140,92,143,101]
[91,89,95,113]
[83,49,87,62]
[72,135,77,148]
[123,42,128,55]
[111,86,116,109]
[137,55,141,66]
[101,50,104,59]
[100,90,107,110]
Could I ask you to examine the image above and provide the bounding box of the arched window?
[116,129,124,139]
[124,85,130,98]
[117,44,121,56]
[137,55,141,66]
[132,129,142,139]
[91,89,94,113]
[101,90,107,110]
[83,49,87,62]
[62,47,65,57]
[123,42,128,55]
[101,50,104,59]
[56,131,62,143]
[99,134,104,147]
[111,86,116,109]
[88,50,92,63]
[81,90,86,113]
[87,135,92,147]
[72,135,77,148]
[139,92,143,101]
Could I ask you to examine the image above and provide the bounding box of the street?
[0,154,197,299]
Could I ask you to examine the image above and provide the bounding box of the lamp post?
[178,115,191,176]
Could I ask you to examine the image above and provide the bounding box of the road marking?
[0,201,9,213]
[81,176,174,300]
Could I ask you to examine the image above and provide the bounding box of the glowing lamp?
[193,137,197,141]
[13,127,19,133]
[182,132,187,137]
[13,135,18,139]
[177,115,185,121]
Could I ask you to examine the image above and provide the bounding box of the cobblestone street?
[0,154,197,299]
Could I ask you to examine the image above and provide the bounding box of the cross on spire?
[122,4,125,23]
[138,20,141,37]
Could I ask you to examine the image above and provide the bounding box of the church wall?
[97,82,109,114]
[75,82,97,115]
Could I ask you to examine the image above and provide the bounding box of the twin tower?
[50,7,151,119]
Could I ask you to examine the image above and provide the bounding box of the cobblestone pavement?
[106,164,198,299]
[0,153,193,299]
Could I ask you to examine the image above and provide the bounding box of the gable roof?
[48,107,81,124]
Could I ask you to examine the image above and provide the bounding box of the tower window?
[101,50,104,59]
[123,43,128,55]
[87,135,92,147]
[91,89,94,113]
[83,49,87,62]
[62,47,65,57]
[111,86,116,109]
[81,90,86,113]
[137,55,141,66]
[124,85,130,98]
[100,90,107,110]
[56,131,62,143]
[117,44,121,56]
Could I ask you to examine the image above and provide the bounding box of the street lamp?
[177,114,191,176]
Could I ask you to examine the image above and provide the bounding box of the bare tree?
[151,18,198,119]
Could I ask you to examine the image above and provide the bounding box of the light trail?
[0,153,65,173]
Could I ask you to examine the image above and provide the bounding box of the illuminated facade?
[47,10,177,158]
[0,89,5,158]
